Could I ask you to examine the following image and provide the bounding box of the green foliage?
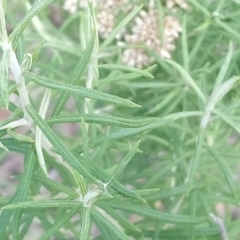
[1,0,240,239]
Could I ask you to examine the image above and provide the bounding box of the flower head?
[166,0,188,10]
[122,1,181,67]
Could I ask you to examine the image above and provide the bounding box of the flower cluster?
[166,0,188,10]
[63,0,96,14]
[63,0,187,68]
[122,3,182,68]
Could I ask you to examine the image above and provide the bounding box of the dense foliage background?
[1,0,240,239]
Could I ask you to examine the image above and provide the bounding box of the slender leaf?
[165,60,206,102]
[181,14,189,71]
[7,129,34,143]
[98,64,154,78]
[106,140,140,187]
[107,203,204,224]
[39,207,80,240]
[52,34,95,116]
[26,104,97,182]
[186,127,205,186]
[10,0,55,48]
[46,113,157,128]
[206,145,239,205]
[79,207,91,240]
[91,208,129,240]
[0,45,10,107]
[0,149,35,236]
[207,76,240,111]
[24,71,140,108]
[3,200,82,209]
[32,40,44,63]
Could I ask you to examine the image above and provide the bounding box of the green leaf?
[32,40,44,63]
[99,5,143,52]
[214,110,240,134]
[0,44,10,108]
[215,19,240,43]
[0,141,9,152]
[207,76,240,111]
[52,34,94,116]
[98,64,154,78]
[3,200,82,209]
[107,203,204,224]
[145,183,205,202]
[0,138,30,154]
[99,65,156,85]
[141,226,221,238]
[7,129,34,143]
[79,207,91,240]
[24,71,140,108]
[99,205,141,232]
[213,41,233,90]
[145,89,181,115]
[106,140,141,187]
[39,206,80,240]
[181,14,189,71]
[11,209,22,240]
[91,208,129,240]
[0,149,35,236]
[0,108,22,127]
[81,118,89,171]
[164,60,206,103]
[46,114,157,128]
[0,0,7,40]
[10,0,55,49]
[144,152,190,188]
[206,145,240,205]
[186,127,205,186]
[90,111,203,146]
[25,104,97,182]
[90,164,146,202]
[33,174,78,198]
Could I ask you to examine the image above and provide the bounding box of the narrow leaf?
[46,113,157,128]
[24,72,140,108]
[208,76,240,111]
[0,141,9,151]
[99,65,156,85]
[99,205,141,232]
[106,140,141,187]
[107,203,204,224]
[33,175,78,198]
[206,145,240,205]
[32,40,44,63]
[25,104,97,182]
[10,0,54,49]
[52,34,95,116]
[0,108,22,127]
[81,118,89,171]
[91,208,129,240]
[0,149,35,236]
[3,200,82,209]
[0,44,10,107]
[186,127,205,186]
[79,208,91,240]
[165,60,206,103]
[90,111,203,146]
[214,110,240,134]
[7,129,34,143]
[98,64,154,78]
[181,14,189,71]
[39,206,80,240]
